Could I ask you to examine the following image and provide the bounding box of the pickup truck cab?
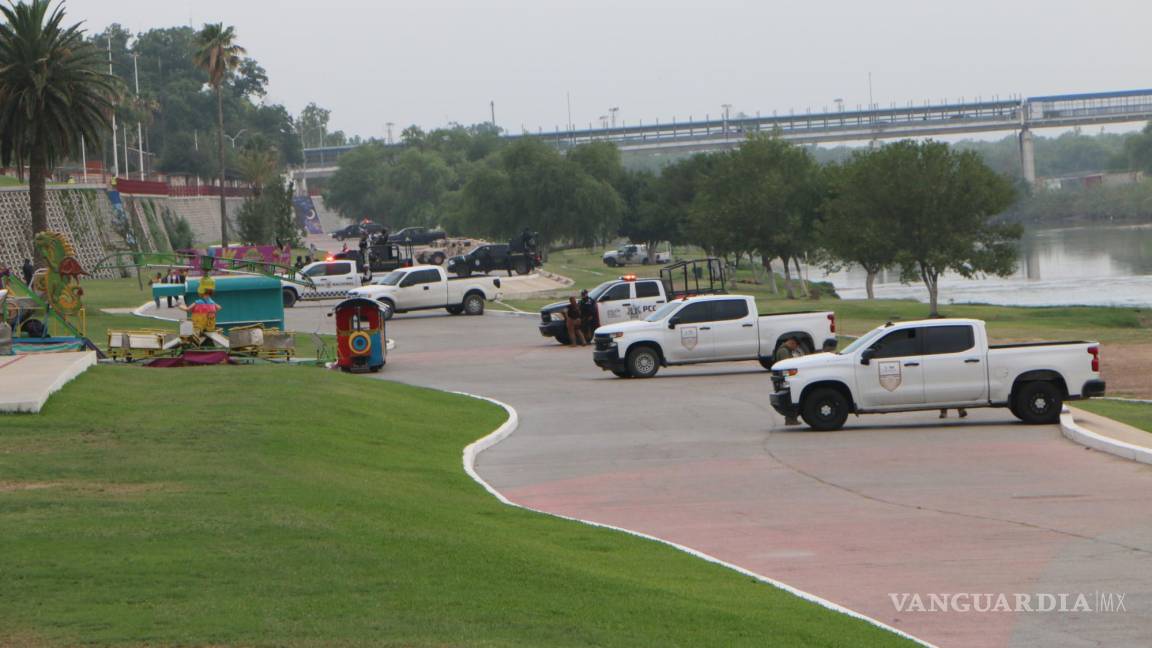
[346,264,502,320]
[539,275,671,344]
[592,294,837,378]
[281,260,362,307]
[602,244,669,267]
[769,318,1106,430]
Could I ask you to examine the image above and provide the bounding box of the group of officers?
[562,290,598,346]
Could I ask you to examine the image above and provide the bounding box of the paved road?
[286,306,1152,647]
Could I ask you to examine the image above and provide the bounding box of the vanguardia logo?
[889,592,1128,613]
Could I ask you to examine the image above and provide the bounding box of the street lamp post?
[223,129,248,149]
[132,52,145,179]
[609,106,619,129]
[721,103,732,138]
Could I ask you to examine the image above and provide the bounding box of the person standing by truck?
[774,337,805,425]
[565,297,587,346]
[578,289,597,340]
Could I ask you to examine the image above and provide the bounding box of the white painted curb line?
[456,391,935,647]
[1060,410,1152,466]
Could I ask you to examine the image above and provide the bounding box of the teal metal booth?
[153,276,285,332]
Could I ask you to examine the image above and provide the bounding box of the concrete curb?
[1060,408,1152,466]
[537,269,574,286]
[456,392,935,647]
[131,301,181,323]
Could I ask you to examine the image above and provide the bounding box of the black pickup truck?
[388,227,447,246]
[446,243,541,277]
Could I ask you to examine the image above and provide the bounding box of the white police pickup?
[591,294,837,378]
[602,244,669,267]
[281,260,364,307]
[346,265,502,320]
[769,318,1106,430]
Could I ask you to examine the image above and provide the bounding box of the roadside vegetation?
[1074,400,1152,435]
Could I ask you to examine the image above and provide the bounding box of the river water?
[813,223,1152,308]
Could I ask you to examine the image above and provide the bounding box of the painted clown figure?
[179,276,222,334]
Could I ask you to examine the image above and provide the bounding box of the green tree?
[0,0,119,264]
[860,140,1020,316]
[820,156,903,299]
[237,179,297,246]
[194,22,245,248]
[298,102,330,149]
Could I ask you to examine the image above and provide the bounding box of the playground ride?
[1,232,102,356]
[329,298,389,373]
[97,250,314,364]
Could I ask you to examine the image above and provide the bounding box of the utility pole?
[133,53,144,180]
[385,122,394,145]
[108,35,118,178]
[490,100,496,129]
[609,106,619,129]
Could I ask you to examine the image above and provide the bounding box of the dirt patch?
[0,481,180,496]
[1101,343,1152,398]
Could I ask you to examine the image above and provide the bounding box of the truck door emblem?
[681,327,698,350]
[878,360,902,391]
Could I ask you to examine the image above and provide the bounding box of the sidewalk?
[0,352,97,413]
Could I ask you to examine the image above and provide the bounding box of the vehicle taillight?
[827,313,836,334]
[1088,346,1099,373]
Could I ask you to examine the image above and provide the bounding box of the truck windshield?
[645,301,682,322]
[586,280,617,301]
[838,326,886,355]
[373,271,405,286]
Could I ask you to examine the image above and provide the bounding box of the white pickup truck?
[769,318,1106,430]
[592,294,837,378]
[602,244,670,267]
[281,260,363,307]
[346,265,502,320]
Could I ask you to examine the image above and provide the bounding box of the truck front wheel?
[801,387,849,431]
[1013,381,1063,424]
[463,293,485,316]
[282,289,298,308]
[626,346,660,378]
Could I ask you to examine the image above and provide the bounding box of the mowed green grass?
[0,366,912,647]
[522,249,1152,345]
[1073,400,1152,434]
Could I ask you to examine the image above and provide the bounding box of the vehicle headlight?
[550,312,564,321]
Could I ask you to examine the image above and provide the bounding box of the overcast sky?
[63,0,1151,140]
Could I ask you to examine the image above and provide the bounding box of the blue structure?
[154,275,285,332]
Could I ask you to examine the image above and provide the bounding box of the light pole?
[599,115,609,130]
[609,106,619,129]
[108,35,118,178]
[721,103,732,137]
[132,52,145,179]
[385,122,394,145]
[223,129,247,149]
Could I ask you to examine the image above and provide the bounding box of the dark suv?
[331,222,385,240]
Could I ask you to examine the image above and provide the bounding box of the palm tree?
[193,22,245,249]
[0,0,119,265]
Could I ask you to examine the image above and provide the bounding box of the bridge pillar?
[1018,128,1037,187]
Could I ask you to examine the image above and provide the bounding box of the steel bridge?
[296,88,1152,186]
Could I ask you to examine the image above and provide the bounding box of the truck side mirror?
[860,348,875,366]
[668,316,681,330]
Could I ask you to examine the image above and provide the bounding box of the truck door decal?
[681,326,699,350]
[878,360,902,391]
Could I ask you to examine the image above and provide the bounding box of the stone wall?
[0,185,246,278]
[0,185,125,279]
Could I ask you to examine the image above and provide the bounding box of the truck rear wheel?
[378,300,395,321]
[463,293,485,316]
[604,258,617,268]
[801,387,849,431]
[514,259,530,275]
[1013,381,1062,424]
[431,252,446,265]
[282,289,297,308]
[626,346,660,378]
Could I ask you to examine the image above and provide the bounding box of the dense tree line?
[326,129,1019,315]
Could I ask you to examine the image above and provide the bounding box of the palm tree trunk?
[29,146,48,267]
[216,87,228,248]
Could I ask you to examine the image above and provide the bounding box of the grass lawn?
[523,249,1152,345]
[0,366,910,646]
[1072,400,1152,434]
